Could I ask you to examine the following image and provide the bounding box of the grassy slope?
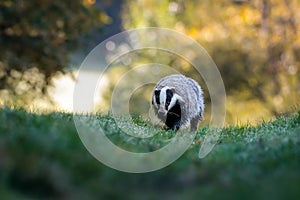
[0,108,299,200]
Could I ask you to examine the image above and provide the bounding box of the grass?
[0,107,299,199]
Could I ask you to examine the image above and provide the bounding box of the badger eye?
[165,100,170,110]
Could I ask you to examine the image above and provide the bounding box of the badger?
[151,74,204,131]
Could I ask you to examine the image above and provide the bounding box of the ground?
[0,108,299,199]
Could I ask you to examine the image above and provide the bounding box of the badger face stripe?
[168,94,180,111]
[153,89,161,107]
[158,87,174,111]
[165,89,173,110]
[159,88,167,106]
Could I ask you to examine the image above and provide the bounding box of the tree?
[0,0,107,96]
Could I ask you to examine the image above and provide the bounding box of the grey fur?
[152,74,204,131]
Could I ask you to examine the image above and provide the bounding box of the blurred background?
[0,0,299,125]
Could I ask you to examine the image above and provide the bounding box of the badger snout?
[157,107,167,119]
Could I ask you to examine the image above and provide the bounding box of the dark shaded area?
[94,0,124,43]
[68,0,125,70]
[75,0,124,53]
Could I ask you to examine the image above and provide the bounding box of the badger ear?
[154,89,160,95]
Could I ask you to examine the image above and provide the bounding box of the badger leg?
[191,108,204,131]
[166,123,180,131]
[165,114,181,131]
[190,115,201,131]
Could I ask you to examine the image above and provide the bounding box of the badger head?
[152,86,184,121]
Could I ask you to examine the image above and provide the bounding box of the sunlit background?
[0,0,299,125]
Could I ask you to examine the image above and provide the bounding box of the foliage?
[0,108,299,199]
[122,0,300,120]
[0,0,107,102]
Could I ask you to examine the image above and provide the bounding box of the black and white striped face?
[152,86,179,116]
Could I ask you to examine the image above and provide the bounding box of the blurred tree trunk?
[261,0,270,34]
[261,0,281,96]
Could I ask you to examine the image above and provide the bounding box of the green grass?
[0,107,299,199]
